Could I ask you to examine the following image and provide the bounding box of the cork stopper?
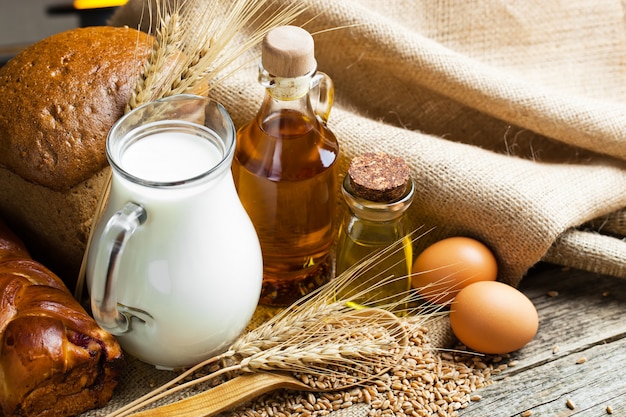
[348,152,411,202]
[262,25,316,77]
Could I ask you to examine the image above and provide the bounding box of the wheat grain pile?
[222,315,497,417]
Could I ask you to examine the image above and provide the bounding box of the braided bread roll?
[0,220,124,416]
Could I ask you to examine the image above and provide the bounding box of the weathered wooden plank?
[459,265,626,416]
[464,336,626,416]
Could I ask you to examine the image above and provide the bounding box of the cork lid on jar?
[348,152,411,202]
[262,25,316,77]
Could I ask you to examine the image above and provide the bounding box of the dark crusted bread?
[0,26,151,287]
[0,26,151,191]
[0,219,124,417]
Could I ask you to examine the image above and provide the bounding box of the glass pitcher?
[86,95,262,370]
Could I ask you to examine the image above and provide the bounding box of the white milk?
[121,131,222,182]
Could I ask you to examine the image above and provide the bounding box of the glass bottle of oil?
[335,153,414,311]
[232,26,340,306]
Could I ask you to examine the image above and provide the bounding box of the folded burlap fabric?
[112,0,626,287]
[99,0,626,415]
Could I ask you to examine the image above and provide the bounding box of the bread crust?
[0,165,110,288]
[0,26,152,191]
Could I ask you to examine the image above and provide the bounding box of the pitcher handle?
[310,71,334,124]
[90,202,147,335]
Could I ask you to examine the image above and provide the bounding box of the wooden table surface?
[459,264,626,417]
[78,262,625,417]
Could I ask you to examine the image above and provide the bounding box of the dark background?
[0,0,118,66]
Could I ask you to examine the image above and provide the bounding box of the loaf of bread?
[0,219,124,417]
[0,26,152,288]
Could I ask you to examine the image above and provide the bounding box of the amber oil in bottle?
[232,26,340,306]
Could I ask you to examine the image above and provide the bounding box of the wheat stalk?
[107,306,408,417]
[224,229,432,360]
[127,9,184,111]
[128,0,308,109]
[106,230,454,417]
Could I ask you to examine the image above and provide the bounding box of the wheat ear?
[107,307,407,417]
[129,0,308,107]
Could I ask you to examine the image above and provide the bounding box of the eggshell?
[449,281,539,354]
[411,237,497,304]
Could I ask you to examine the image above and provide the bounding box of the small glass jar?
[335,153,415,311]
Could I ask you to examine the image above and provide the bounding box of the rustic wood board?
[460,265,626,416]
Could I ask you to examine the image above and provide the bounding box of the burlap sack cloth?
[94,0,626,415]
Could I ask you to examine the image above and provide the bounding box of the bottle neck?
[342,175,415,222]
[257,64,316,118]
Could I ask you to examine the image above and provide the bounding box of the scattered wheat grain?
[566,398,576,410]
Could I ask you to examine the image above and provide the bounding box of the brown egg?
[411,237,498,304]
[449,281,539,354]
